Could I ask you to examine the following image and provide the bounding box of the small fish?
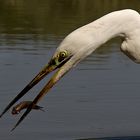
[12,101,44,115]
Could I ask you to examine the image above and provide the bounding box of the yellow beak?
[0,54,72,131]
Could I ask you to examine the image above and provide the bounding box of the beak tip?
[11,127,16,132]
[0,113,4,118]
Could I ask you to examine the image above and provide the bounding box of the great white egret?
[1,9,140,131]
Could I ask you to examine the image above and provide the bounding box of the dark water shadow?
[76,136,140,140]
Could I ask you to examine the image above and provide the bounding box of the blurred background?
[0,0,140,140]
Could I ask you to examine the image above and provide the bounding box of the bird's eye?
[60,51,67,58]
[57,50,68,62]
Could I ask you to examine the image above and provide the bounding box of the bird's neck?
[59,10,140,64]
[86,9,140,49]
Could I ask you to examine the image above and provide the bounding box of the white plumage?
[57,9,140,64]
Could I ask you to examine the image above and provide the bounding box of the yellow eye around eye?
[60,52,66,57]
[60,50,68,58]
[56,50,68,63]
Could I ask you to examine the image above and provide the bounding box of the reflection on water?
[0,1,140,140]
[0,0,140,36]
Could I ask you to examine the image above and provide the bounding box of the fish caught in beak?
[0,50,73,131]
[0,60,56,118]
[12,101,44,115]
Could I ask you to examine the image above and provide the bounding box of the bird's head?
[43,32,92,84]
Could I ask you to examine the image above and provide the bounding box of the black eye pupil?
[61,53,65,57]
[58,52,66,62]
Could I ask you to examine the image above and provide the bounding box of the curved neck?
[86,9,140,48]
[58,10,140,64]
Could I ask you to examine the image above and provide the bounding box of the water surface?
[0,1,140,140]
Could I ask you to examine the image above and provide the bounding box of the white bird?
[1,9,140,131]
